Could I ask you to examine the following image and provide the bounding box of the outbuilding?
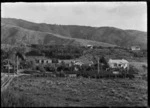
[131,46,140,51]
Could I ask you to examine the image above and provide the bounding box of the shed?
[131,46,140,51]
[87,44,93,49]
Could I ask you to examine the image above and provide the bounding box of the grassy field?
[1,73,147,107]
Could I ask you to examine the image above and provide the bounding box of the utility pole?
[14,61,15,76]
[16,56,18,74]
[97,57,100,74]
[8,60,9,77]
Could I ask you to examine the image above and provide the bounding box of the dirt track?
[1,70,29,92]
[1,74,14,92]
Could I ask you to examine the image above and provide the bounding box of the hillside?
[1,23,115,47]
[1,18,147,49]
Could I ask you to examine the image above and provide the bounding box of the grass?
[1,74,147,107]
[1,89,40,107]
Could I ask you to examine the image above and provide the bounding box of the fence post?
[8,60,9,77]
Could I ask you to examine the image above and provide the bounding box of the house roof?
[26,56,51,60]
[59,60,74,64]
[75,58,93,65]
[87,45,93,46]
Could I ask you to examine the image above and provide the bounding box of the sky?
[1,2,147,32]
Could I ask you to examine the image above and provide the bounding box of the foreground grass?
[1,90,40,107]
[1,74,147,107]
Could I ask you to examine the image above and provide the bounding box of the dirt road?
[1,73,15,92]
[1,70,29,92]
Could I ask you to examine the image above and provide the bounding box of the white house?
[37,59,52,64]
[108,59,129,69]
[30,56,52,64]
[87,45,93,49]
[131,46,140,51]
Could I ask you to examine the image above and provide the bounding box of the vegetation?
[1,90,40,107]
[1,75,147,107]
[36,65,46,73]
[26,44,84,59]
[128,65,139,75]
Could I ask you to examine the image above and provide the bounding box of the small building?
[108,59,129,69]
[26,56,52,64]
[131,46,140,51]
[38,59,52,64]
[58,60,74,67]
[87,45,93,49]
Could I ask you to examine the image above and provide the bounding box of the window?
[41,60,44,64]
[118,64,121,67]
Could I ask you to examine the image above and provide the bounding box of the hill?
[1,23,115,47]
[1,18,147,49]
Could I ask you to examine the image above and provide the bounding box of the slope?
[1,18,147,49]
[1,23,116,47]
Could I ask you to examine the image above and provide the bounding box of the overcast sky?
[1,2,147,31]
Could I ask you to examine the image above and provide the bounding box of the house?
[27,56,52,64]
[108,59,129,69]
[58,60,74,67]
[87,45,93,49]
[38,59,52,64]
[131,46,140,51]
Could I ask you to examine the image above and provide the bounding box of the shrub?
[142,64,147,70]
[128,65,139,75]
[37,65,46,72]
[44,65,55,72]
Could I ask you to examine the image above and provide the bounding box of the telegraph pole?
[16,56,18,74]
[14,61,15,76]
[8,60,9,77]
[97,57,100,74]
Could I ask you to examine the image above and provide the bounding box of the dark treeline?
[26,44,84,59]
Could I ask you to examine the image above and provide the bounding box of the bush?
[128,65,139,75]
[37,65,46,72]
[44,65,55,72]
[142,64,147,70]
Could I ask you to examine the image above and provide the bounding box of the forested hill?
[1,18,147,49]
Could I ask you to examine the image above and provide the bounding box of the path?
[1,73,14,92]
[1,69,30,92]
